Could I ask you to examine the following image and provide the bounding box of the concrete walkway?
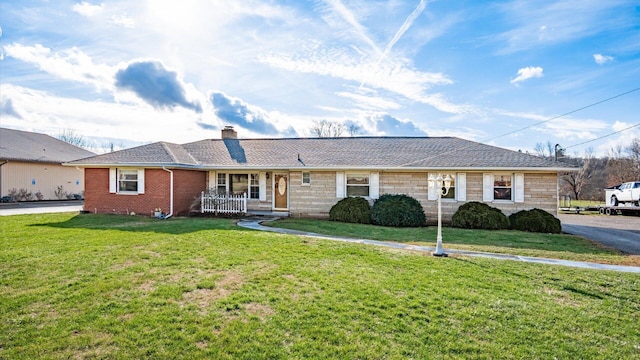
[238,218,640,274]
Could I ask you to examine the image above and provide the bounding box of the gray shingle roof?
[67,136,572,170]
[0,127,95,163]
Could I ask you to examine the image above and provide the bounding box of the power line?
[564,123,640,150]
[483,86,640,143]
[399,87,640,166]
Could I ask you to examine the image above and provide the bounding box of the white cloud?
[110,14,135,28]
[259,51,472,114]
[0,84,212,145]
[593,53,614,65]
[72,2,104,17]
[510,66,543,84]
[3,43,115,91]
[335,91,401,110]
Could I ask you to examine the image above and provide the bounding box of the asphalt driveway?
[559,213,640,255]
[0,200,83,216]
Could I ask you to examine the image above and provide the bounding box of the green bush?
[451,201,510,230]
[329,197,371,224]
[371,194,426,227]
[509,208,561,233]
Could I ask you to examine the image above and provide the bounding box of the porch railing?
[201,191,247,215]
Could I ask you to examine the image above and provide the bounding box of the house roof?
[0,127,95,163]
[66,136,575,171]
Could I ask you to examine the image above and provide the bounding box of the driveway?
[559,214,640,255]
[0,200,84,216]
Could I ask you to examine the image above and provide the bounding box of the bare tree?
[605,138,640,186]
[57,129,90,149]
[347,123,361,137]
[561,148,595,200]
[309,120,345,138]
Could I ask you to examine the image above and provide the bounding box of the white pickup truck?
[610,181,640,206]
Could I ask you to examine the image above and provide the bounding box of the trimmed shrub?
[509,208,561,233]
[451,201,510,230]
[329,197,372,224]
[371,194,426,227]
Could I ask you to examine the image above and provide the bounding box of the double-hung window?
[118,170,138,192]
[483,173,524,203]
[217,173,227,194]
[110,168,144,194]
[302,172,311,186]
[493,174,512,201]
[250,173,260,199]
[346,173,369,197]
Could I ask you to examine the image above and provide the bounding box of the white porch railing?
[201,191,247,215]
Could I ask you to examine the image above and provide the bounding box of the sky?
[0,0,638,156]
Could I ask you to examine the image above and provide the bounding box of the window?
[442,176,456,199]
[227,173,259,199]
[118,169,138,192]
[250,173,259,199]
[302,172,311,185]
[217,173,227,193]
[346,173,369,197]
[110,168,144,194]
[230,174,248,196]
[493,174,512,200]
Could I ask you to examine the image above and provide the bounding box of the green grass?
[1,213,639,359]
[269,219,639,266]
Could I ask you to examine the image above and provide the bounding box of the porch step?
[246,210,290,217]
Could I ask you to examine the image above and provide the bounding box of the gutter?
[162,166,174,219]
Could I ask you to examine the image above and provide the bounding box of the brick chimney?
[221,126,237,139]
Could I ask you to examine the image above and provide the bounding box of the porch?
[200,191,289,217]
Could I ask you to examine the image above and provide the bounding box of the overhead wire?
[399,87,640,166]
[564,123,640,150]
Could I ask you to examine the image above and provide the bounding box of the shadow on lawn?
[452,257,639,304]
[31,213,243,235]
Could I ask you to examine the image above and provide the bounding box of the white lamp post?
[429,173,452,257]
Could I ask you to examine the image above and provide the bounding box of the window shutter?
[514,173,524,203]
[427,173,437,200]
[109,168,117,193]
[336,172,345,198]
[259,172,267,201]
[457,173,466,201]
[483,173,494,202]
[369,172,379,199]
[137,169,145,194]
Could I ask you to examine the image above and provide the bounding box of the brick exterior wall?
[84,168,206,216]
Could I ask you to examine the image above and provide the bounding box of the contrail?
[360,0,428,88]
[325,0,382,56]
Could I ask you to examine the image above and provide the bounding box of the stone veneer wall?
[287,170,558,222]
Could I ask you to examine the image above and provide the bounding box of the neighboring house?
[0,128,95,201]
[66,126,575,221]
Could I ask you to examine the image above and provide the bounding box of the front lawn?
[1,213,639,359]
[269,218,640,266]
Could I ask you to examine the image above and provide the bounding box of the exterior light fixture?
[428,173,452,257]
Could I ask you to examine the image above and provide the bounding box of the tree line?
[536,138,640,202]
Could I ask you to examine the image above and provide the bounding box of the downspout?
[162,166,174,219]
[0,161,7,197]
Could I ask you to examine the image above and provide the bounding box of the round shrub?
[371,194,426,227]
[451,201,510,230]
[509,208,561,233]
[329,197,371,224]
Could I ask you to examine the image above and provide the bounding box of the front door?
[274,173,288,209]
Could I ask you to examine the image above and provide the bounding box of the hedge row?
[330,197,560,233]
[329,194,426,227]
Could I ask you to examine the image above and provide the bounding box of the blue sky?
[1,0,638,155]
